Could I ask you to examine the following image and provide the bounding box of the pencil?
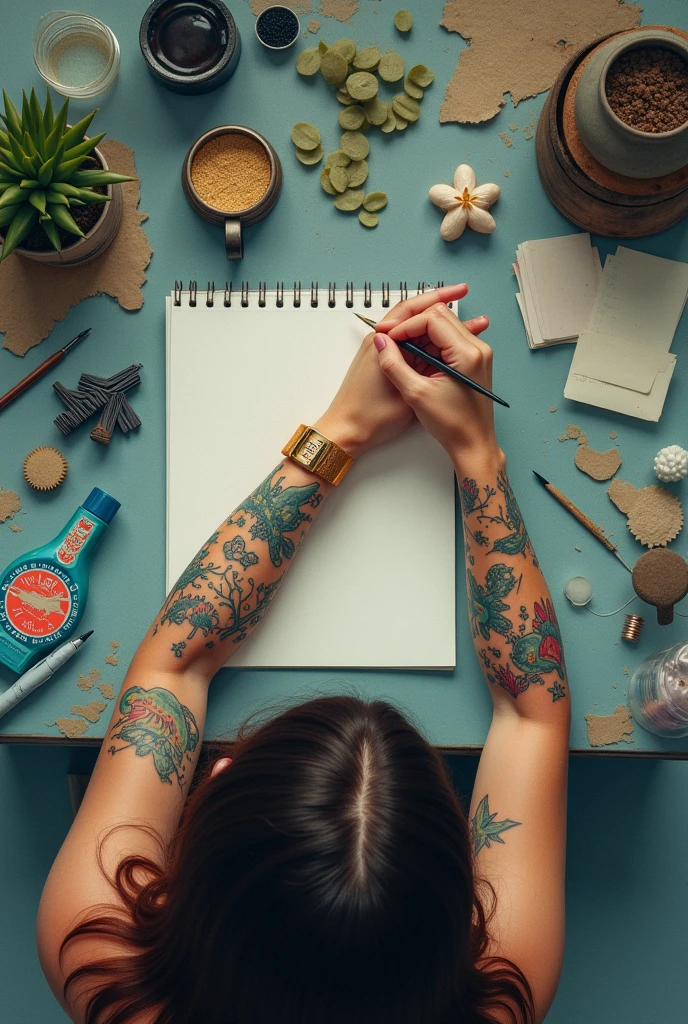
[353,312,509,408]
[532,470,633,573]
[0,328,92,414]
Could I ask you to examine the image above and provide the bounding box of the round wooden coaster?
[562,26,688,197]
[23,446,68,491]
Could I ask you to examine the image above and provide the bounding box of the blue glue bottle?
[0,488,120,673]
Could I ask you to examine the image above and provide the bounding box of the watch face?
[297,433,328,466]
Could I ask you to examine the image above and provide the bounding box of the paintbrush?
[533,470,633,573]
[353,312,509,408]
[0,328,92,413]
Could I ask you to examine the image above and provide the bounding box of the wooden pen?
[0,329,91,413]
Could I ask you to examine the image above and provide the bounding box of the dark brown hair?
[62,696,534,1024]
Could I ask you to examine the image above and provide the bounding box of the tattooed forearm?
[470,794,521,855]
[154,464,322,660]
[461,468,568,703]
[108,685,199,790]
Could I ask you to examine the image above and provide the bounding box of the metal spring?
[621,614,645,643]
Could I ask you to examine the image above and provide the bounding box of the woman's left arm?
[38,284,481,1013]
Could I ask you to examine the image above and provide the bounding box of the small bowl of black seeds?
[255,5,300,51]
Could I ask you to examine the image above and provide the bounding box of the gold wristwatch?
[282,424,354,486]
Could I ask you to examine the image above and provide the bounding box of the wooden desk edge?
[1,734,686,759]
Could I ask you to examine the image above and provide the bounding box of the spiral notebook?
[166,282,456,670]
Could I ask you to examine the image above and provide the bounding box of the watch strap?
[282,424,354,486]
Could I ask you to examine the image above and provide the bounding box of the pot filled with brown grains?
[574,28,688,178]
[182,125,282,258]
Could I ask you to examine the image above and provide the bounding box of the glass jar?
[33,11,120,99]
[629,641,688,737]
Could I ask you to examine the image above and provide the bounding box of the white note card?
[166,291,457,670]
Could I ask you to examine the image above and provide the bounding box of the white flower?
[429,164,500,242]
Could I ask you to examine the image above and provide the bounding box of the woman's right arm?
[375,302,571,1022]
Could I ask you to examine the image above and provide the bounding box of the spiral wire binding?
[174,282,454,308]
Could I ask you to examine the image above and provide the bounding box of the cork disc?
[633,549,688,608]
[23,446,68,491]
[562,25,688,197]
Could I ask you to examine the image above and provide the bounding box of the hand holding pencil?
[370,290,505,464]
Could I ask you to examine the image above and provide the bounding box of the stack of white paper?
[514,233,602,348]
[564,247,688,422]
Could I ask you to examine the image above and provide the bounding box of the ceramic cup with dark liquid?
[140,0,240,93]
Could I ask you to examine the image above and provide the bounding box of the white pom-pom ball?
[654,445,688,483]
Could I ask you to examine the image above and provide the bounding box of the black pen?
[353,313,509,408]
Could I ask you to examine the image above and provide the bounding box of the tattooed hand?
[315,284,490,458]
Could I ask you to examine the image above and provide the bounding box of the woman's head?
[64,696,532,1024]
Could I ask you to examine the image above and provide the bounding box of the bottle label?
[56,515,96,565]
[1,562,79,645]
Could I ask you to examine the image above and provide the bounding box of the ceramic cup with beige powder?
[182,126,282,258]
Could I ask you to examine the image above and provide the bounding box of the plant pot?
[574,28,688,178]
[8,142,124,267]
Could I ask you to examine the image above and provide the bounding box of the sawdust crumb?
[550,406,557,412]
[8,524,23,532]
[52,717,89,739]
[498,132,513,148]
[307,18,320,32]
[623,666,630,675]
[575,546,582,552]
[105,654,118,666]
[559,423,581,441]
[98,682,116,700]
[71,701,107,723]
[523,129,534,140]
[585,705,634,747]
[609,431,617,439]
[0,487,22,523]
[504,170,510,177]
[76,674,94,691]
[509,123,518,131]
[110,640,120,650]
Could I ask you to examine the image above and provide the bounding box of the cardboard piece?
[0,141,151,358]
[575,444,622,481]
[608,479,684,548]
[0,487,21,524]
[585,705,634,747]
[439,0,642,124]
[52,717,89,739]
[71,701,107,723]
[249,0,358,18]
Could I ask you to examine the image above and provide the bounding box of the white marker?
[0,630,94,720]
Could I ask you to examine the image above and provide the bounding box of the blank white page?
[166,291,456,670]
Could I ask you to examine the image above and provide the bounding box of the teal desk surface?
[1,0,687,754]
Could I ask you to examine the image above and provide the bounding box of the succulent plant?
[0,88,135,261]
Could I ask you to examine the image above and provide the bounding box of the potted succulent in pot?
[0,88,135,265]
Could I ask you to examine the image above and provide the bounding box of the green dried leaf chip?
[394,112,409,130]
[394,10,413,32]
[359,209,379,227]
[363,191,388,212]
[296,48,322,76]
[359,116,372,132]
[404,76,424,100]
[347,159,369,187]
[381,109,397,133]
[320,167,337,195]
[363,97,388,126]
[330,164,350,193]
[295,144,324,165]
[318,40,328,54]
[333,188,365,211]
[353,46,381,70]
[336,87,353,105]
[408,64,435,88]
[290,122,321,150]
[326,150,351,167]
[321,49,349,86]
[346,72,379,101]
[331,39,356,62]
[340,131,370,160]
[392,93,420,122]
[378,52,405,83]
[338,105,366,130]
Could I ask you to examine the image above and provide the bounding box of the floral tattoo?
[155,464,320,658]
[108,685,199,790]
